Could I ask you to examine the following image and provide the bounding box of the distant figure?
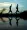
[9,4,12,11]
[9,4,12,14]
[16,4,19,14]
[8,4,12,26]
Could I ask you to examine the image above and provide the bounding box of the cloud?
[12,0,24,12]
[0,2,16,13]
[18,4,24,12]
[0,2,24,8]
[0,2,24,13]
[0,2,16,7]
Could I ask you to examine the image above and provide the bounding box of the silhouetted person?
[16,4,19,14]
[8,4,12,26]
[9,4,12,14]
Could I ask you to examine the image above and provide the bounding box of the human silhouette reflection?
[15,17,19,26]
[9,17,12,26]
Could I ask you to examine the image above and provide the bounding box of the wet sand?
[0,18,27,30]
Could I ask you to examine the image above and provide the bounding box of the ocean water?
[0,18,27,30]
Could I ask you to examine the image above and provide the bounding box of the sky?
[0,0,27,27]
[0,0,27,13]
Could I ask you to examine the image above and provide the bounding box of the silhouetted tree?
[1,8,6,22]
